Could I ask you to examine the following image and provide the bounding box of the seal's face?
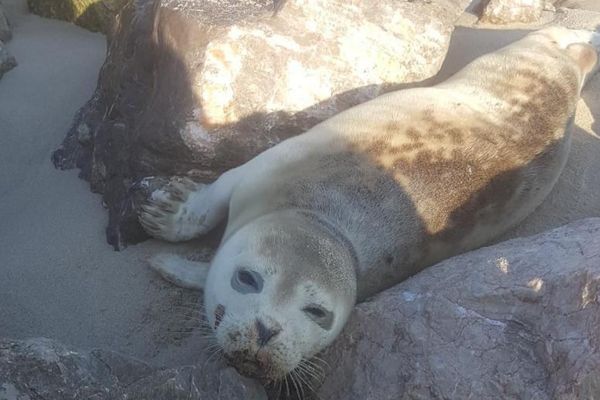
[204,212,356,382]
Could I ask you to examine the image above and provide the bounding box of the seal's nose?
[256,319,281,346]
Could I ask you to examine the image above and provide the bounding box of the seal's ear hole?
[303,304,334,331]
[231,269,264,294]
[567,43,598,75]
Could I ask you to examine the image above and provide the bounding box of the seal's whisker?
[298,359,324,381]
[309,356,329,369]
[274,379,283,400]
[284,374,291,398]
[302,361,325,380]
[198,332,213,338]
[202,343,222,354]
[203,343,221,351]
[294,368,313,391]
[202,346,224,370]
[289,370,304,400]
[299,363,322,389]
[296,363,317,383]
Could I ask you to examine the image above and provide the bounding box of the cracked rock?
[479,0,545,24]
[318,218,600,399]
[0,337,267,399]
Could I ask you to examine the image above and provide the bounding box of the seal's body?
[140,27,599,382]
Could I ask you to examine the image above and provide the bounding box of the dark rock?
[51,0,470,249]
[26,0,127,34]
[0,337,122,399]
[0,40,16,79]
[0,337,267,399]
[0,2,11,42]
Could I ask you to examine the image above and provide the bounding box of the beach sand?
[0,2,208,367]
[0,2,598,368]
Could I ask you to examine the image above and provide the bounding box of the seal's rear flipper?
[567,43,598,76]
[536,28,600,89]
[148,253,209,290]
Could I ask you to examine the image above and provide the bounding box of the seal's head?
[204,210,357,382]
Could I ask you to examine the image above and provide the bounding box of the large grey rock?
[51,0,471,249]
[0,337,267,400]
[3,220,600,398]
[479,0,545,24]
[317,218,600,399]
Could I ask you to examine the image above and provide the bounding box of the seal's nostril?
[256,319,281,346]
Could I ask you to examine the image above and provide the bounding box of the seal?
[139,27,599,383]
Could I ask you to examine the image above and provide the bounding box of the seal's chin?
[224,351,286,384]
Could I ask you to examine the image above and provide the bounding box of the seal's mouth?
[225,351,279,383]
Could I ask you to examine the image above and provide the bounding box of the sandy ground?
[0,2,598,369]
[0,3,207,367]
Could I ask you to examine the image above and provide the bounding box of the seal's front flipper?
[139,177,210,242]
[148,253,209,290]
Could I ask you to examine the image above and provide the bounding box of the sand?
[0,2,207,367]
[0,1,598,369]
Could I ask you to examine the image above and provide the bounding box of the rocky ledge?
[3,218,600,399]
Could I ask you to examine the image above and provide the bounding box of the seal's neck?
[295,209,359,274]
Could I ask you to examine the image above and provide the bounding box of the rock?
[0,2,11,42]
[51,0,471,249]
[554,0,600,12]
[317,218,600,399]
[0,337,267,400]
[479,0,545,24]
[0,337,127,399]
[0,40,16,79]
[0,1,18,79]
[27,0,127,34]
[3,220,600,399]
[122,366,268,400]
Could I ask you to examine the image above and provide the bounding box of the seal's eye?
[231,269,263,294]
[303,304,334,330]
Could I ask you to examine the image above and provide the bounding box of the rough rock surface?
[0,40,16,78]
[479,0,545,24]
[27,0,127,34]
[0,337,267,400]
[51,0,470,249]
[3,219,600,399]
[0,1,15,79]
[554,0,600,12]
[317,218,600,399]
[0,1,11,42]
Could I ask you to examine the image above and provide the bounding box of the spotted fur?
[140,27,599,381]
